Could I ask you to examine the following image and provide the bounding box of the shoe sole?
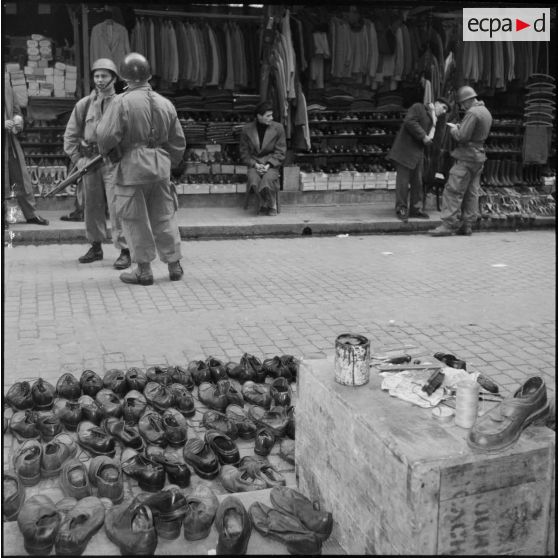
[120,276,154,286]
[79,256,103,264]
[113,263,131,270]
[467,403,550,453]
[169,274,184,281]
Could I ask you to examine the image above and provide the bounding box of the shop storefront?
[3,2,556,216]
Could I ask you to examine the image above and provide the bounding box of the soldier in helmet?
[96,53,186,286]
[64,58,130,268]
[431,85,493,236]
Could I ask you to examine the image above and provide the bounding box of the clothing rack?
[134,8,262,21]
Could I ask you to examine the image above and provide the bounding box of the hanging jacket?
[90,20,130,70]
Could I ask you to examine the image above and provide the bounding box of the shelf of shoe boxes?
[295,110,403,192]
[175,111,250,195]
[6,34,76,198]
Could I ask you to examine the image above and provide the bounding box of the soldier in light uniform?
[64,58,130,268]
[431,86,493,237]
[96,53,186,286]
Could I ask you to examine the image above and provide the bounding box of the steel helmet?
[119,53,151,83]
[456,85,477,103]
[91,58,118,77]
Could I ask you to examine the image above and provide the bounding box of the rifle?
[42,154,103,198]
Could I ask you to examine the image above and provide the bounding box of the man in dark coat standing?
[387,97,451,221]
[239,101,286,216]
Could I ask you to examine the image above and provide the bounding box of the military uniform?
[441,100,493,229]
[96,83,186,266]
[64,90,127,251]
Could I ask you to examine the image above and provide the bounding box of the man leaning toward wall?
[96,53,186,286]
[431,86,493,237]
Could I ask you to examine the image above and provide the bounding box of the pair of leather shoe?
[232,353,265,383]
[3,473,25,521]
[17,494,61,555]
[88,455,124,503]
[187,360,212,385]
[215,496,252,555]
[202,409,238,439]
[102,417,144,450]
[55,496,105,555]
[95,388,123,418]
[122,390,147,424]
[125,367,148,392]
[167,365,195,390]
[105,496,157,555]
[183,484,219,541]
[270,377,293,407]
[468,376,550,452]
[254,426,276,456]
[77,421,116,457]
[6,381,34,410]
[145,445,192,488]
[53,398,82,431]
[56,373,81,400]
[263,355,298,382]
[60,458,92,499]
[249,404,289,437]
[170,383,196,417]
[146,365,171,385]
[241,381,272,408]
[103,369,128,396]
[10,410,41,442]
[78,395,104,425]
[205,429,240,465]
[121,448,165,492]
[225,404,258,439]
[80,370,103,397]
[239,455,286,488]
[220,464,267,493]
[138,409,186,447]
[144,381,174,412]
[31,378,56,410]
[199,380,244,412]
[140,487,187,540]
[182,436,220,479]
[206,356,228,382]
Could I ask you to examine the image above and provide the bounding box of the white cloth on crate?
[380,368,480,408]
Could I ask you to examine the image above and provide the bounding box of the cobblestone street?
[3,230,555,395]
[2,230,555,555]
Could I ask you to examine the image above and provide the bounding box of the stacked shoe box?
[5,63,28,107]
[299,171,315,191]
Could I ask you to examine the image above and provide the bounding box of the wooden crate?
[296,358,555,555]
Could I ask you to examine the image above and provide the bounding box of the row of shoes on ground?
[479,189,555,219]
[6,483,331,556]
[4,354,298,412]
[7,384,295,458]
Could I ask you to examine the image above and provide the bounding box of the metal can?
[334,333,370,386]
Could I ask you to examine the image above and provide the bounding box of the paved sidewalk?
[5,202,555,244]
